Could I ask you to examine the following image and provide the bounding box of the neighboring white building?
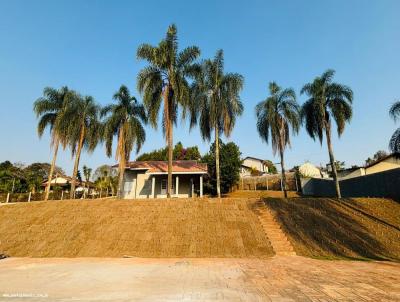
[299,162,322,178]
[240,157,269,177]
[41,176,93,193]
[365,153,400,175]
[336,153,400,180]
[337,167,366,180]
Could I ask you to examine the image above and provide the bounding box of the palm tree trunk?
[117,127,126,199]
[215,126,221,198]
[167,123,173,198]
[45,137,59,201]
[279,149,287,198]
[164,85,173,198]
[117,159,126,199]
[325,123,341,198]
[70,126,85,199]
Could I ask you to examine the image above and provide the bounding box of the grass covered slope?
[0,199,273,258]
[265,198,400,261]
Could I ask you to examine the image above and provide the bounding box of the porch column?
[200,175,203,198]
[175,176,179,197]
[151,176,155,198]
[190,178,194,198]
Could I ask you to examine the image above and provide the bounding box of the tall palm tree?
[301,69,353,198]
[389,100,400,153]
[33,86,74,201]
[137,24,200,197]
[189,50,243,197]
[67,94,102,198]
[255,82,300,198]
[82,165,92,195]
[83,165,92,185]
[102,85,147,198]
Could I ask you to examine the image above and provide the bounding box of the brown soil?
[0,198,273,258]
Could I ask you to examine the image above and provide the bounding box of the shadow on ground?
[264,197,400,261]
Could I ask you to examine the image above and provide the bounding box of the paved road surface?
[0,256,399,301]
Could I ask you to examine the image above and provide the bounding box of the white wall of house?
[242,158,269,174]
[366,157,400,175]
[338,168,366,180]
[122,170,204,199]
[49,177,69,185]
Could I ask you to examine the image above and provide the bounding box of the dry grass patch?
[0,198,273,258]
[265,197,400,261]
[226,190,300,199]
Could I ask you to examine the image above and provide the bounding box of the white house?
[41,175,93,194]
[240,157,269,177]
[121,160,207,199]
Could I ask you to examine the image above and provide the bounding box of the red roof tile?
[125,160,207,173]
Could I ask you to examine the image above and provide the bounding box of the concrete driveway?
[0,256,399,301]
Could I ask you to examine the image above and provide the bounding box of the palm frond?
[389,101,400,122]
[256,82,300,154]
[389,128,400,153]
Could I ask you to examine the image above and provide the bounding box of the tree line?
[33,24,399,200]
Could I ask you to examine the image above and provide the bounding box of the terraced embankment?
[0,198,274,258]
[264,197,400,261]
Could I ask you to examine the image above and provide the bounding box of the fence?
[236,172,298,191]
[0,190,111,203]
[301,168,400,199]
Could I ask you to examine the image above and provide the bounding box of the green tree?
[102,85,147,198]
[67,94,102,198]
[136,148,167,161]
[137,24,200,197]
[264,160,277,174]
[255,82,300,198]
[76,170,82,183]
[301,69,353,198]
[93,165,117,196]
[0,161,27,193]
[33,86,75,200]
[332,160,345,173]
[190,50,244,197]
[24,163,65,193]
[183,146,201,160]
[136,142,201,161]
[389,101,400,153]
[365,150,388,166]
[82,165,92,188]
[202,140,242,195]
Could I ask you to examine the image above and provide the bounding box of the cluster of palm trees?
[256,70,353,198]
[34,84,148,200]
[34,24,244,199]
[33,24,400,202]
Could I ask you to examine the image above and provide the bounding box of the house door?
[160,179,174,195]
[161,179,167,195]
[124,177,136,199]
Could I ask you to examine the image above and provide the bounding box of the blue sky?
[0,0,399,175]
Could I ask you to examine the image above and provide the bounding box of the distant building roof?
[124,160,208,174]
[243,156,268,163]
[365,152,400,169]
[42,176,93,187]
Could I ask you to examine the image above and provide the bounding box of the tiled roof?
[125,160,208,173]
